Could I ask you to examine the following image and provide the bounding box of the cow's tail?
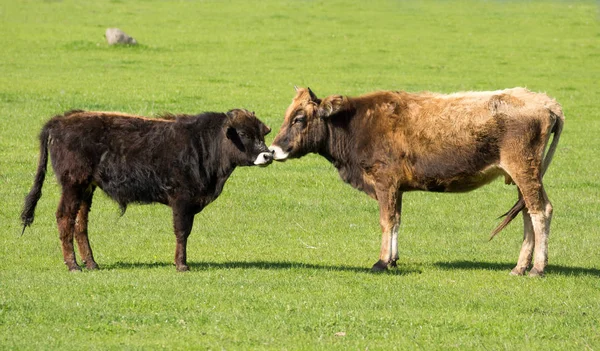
[20,125,51,235]
[489,106,564,240]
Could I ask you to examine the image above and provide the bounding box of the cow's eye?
[238,131,248,139]
[292,115,306,125]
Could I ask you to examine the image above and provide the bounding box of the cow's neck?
[319,120,350,167]
[319,115,376,196]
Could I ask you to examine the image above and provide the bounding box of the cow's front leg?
[372,190,402,272]
[172,205,195,272]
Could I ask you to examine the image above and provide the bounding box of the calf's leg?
[172,206,195,272]
[56,186,83,272]
[74,186,98,270]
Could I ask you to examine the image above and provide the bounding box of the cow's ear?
[318,95,346,118]
[307,87,319,102]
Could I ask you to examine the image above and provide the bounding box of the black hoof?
[68,265,82,272]
[176,265,190,272]
[85,262,99,270]
[371,260,388,272]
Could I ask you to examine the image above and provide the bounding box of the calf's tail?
[21,125,51,235]
[489,107,564,240]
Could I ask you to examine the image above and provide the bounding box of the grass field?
[1,0,599,349]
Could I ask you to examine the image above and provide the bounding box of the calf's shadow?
[103,260,421,275]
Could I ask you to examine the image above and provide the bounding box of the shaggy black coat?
[21,109,271,271]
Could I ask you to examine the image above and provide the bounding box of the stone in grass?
[105,28,137,45]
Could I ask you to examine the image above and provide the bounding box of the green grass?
[1,0,599,349]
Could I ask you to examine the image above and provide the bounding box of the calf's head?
[225,109,273,166]
[269,87,332,161]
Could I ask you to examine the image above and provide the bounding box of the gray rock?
[105,28,137,45]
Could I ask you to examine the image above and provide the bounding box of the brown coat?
[270,87,563,276]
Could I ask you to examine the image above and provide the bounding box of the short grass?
[1,0,599,349]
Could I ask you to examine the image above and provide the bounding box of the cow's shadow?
[103,260,421,275]
[434,260,600,277]
[102,260,598,277]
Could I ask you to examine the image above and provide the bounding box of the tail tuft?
[489,198,525,240]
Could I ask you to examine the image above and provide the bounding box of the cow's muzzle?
[268,145,289,161]
[254,151,274,167]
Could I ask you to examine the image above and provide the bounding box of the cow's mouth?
[268,145,289,161]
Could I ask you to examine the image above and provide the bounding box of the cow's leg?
[56,186,83,272]
[511,202,534,276]
[74,185,98,270]
[390,195,403,268]
[172,206,195,272]
[512,180,552,277]
[528,189,552,277]
[372,190,402,272]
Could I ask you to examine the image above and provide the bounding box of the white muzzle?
[269,145,289,161]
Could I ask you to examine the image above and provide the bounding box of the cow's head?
[225,109,273,167]
[269,87,334,161]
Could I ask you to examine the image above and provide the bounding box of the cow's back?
[346,88,558,192]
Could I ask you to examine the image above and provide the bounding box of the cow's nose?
[269,145,289,161]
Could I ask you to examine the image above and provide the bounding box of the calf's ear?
[262,124,271,136]
[318,95,346,118]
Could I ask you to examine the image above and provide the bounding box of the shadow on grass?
[102,260,422,275]
[434,260,600,277]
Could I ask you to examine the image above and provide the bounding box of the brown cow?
[21,109,273,272]
[270,87,564,276]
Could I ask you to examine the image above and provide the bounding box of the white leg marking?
[512,209,534,275]
[530,207,552,274]
[391,223,399,262]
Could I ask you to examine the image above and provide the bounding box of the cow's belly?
[409,164,506,193]
[442,165,506,192]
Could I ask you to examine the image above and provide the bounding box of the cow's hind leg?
[528,189,552,277]
[511,180,552,277]
[172,205,195,272]
[74,185,99,270]
[511,192,534,276]
[56,185,84,272]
